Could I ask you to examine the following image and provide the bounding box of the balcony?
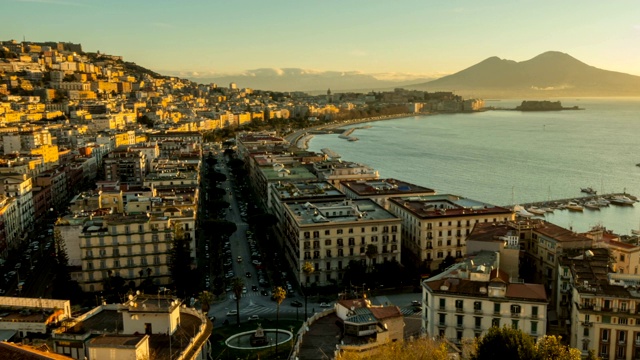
[439,306,446,311]
[455,308,464,313]
[582,321,592,327]
[474,309,482,314]
[437,323,446,328]
[531,314,538,319]
[601,338,609,344]
[455,323,464,329]
[511,313,520,318]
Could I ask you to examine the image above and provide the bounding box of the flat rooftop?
[271,181,344,202]
[389,194,512,219]
[341,178,435,196]
[285,199,398,225]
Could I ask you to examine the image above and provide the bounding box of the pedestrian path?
[241,303,302,316]
[227,291,264,300]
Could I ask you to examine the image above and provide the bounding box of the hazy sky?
[2,0,639,78]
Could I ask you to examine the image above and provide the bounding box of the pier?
[321,148,341,159]
[507,192,637,210]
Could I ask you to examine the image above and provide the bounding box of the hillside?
[406,51,640,98]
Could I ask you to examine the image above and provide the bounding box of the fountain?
[225,324,293,350]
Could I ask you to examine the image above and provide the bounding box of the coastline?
[294,112,427,149]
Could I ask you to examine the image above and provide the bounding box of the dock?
[321,148,341,159]
[507,192,637,209]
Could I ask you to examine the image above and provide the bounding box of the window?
[325,230,331,235]
[531,321,538,334]
[304,231,310,239]
[455,300,463,310]
[348,228,353,234]
[532,306,538,318]
[337,229,343,234]
[583,328,589,337]
[338,249,343,256]
[511,320,519,330]
[494,303,501,314]
[438,313,446,326]
[474,301,482,312]
[602,329,610,342]
[456,315,463,327]
[338,261,343,270]
[325,239,332,246]
[360,247,365,254]
[313,251,320,259]
[475,317,482,329]
[337,239,344,246]
[619,317,628,325]
[439,298,445,310]
[348,238,355,246]
[492,318,500,327]
[326,250,332,257]
[313,231,319,238]
[510,304,521,315]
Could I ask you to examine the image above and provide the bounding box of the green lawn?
[210,319,303,360]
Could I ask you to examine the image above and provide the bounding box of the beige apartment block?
[78,214,175,292]
[423,251,548,346]
[561,248,640,359]
[388,194,514,270]
[282,198,401,287]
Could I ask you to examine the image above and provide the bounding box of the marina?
[510,192,637,211]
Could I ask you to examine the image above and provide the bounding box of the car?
[261,290,269,296]
[237,256,242,262]
[411,300,421,306]
[247,315,259,321]
[252,260,262,266]
[245,272,252,278]
[14,263,21,269]
[225,286,231,292]
[251,285,258,291]
[320,302,332,308]
[226,310,238,316]
[291,300,303,308]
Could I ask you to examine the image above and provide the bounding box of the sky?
[2,0,640,79]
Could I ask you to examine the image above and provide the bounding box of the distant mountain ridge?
[171,68,437,93]
[406,51,640,98]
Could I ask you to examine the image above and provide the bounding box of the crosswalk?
[227,291,265,300]
[241,303,303,316]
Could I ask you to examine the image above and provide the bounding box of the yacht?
[581,187,597,195]
[610,196,636,206]
[595,198,610,207]
[526,207,546,215]
[566,202,584,211]
[514,205,533,218]
[584,201,600,210]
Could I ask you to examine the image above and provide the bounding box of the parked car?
[247,315,259,321]
[320,302,332,308]
[291,300,303,308]
[226,310,237,316]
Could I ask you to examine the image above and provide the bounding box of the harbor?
[509,192,637,211]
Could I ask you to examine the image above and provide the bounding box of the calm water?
[308,98,640,235]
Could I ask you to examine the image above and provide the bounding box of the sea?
[307,98,640,236]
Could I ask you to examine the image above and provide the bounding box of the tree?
[231,277,244,326]
[168,222,193,297]
[51,229,82,302]
[473,326,537,360]
[365,244,378,272]
[198,290,213,314]
[585,349,601,360]
[302,261,314,319]
[336,337,449,360]
[536,335,581,360]
[273,286,287,357]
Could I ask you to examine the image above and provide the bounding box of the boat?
[581,187,597,195]
[583,201,600,210]
[527,207,546,215]
[566,202,584,211]
[595,198,610,207]
[610,195,636,206]
[514,205,533,218]
[348,137,359,142]
[541,207,555,213]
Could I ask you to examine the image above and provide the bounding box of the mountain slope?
[407,51,640,98]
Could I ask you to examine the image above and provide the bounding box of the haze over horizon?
[2,0,640,89]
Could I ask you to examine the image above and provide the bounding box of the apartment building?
[282,198,401,286]
[312,160,379,185]
[103,147,146,185]
[423,251,548,345]
[0,173,34,238]
[0,195,19,255]
[388,194,513,270]
[78,214,174,292]
[562,248,640,359]
[340,178,436,210]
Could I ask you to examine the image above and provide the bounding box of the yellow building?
[29,144,59,169]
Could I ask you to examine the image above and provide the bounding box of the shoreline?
[295,112,428,149]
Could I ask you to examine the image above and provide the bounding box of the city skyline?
[2,0,640,84]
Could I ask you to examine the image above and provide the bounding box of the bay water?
[308,98,640,236]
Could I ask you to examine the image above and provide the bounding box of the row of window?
[436,314,539,335]
[303,245,397,259]
[302,257,398,272]
[437,298,539,316]
[85,256,163,270]
[84,232,178,247]
[303,226,398,238]
[86,267,163,281]
[304,235,399,249]
[86,245,168,258]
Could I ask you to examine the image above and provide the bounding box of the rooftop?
[341,178,435,196]
[271,181,344,202]
[88,334,147,348]
[285,199,398,226]
[389,194,512,219]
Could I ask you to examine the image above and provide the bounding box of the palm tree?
[302,261,314,319]
[273,286,287,357]
[231,277,244,326]
[199,290,213,315]
[365,244,378,272]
